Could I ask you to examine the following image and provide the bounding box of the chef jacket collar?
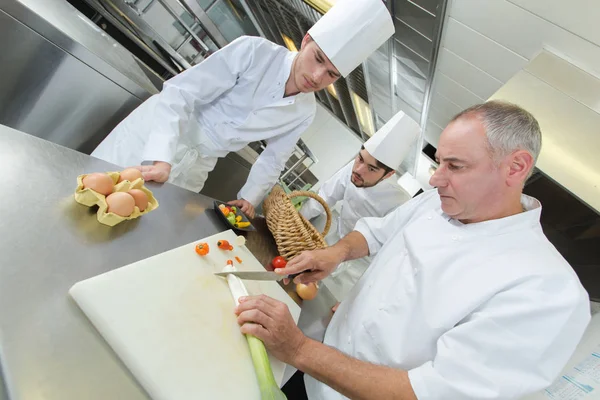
[437,193,542,237]
[275,51,302,104]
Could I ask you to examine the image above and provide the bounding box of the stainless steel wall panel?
[393,21,432,62]
[4,0,159,100]
[396,59,427,92]
[0,10,142,154]
[394,39,429,77]
[394,0,436,40]
[408,0,440,17]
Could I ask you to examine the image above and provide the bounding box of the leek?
[246,335,287,400]
[223,263,287,400]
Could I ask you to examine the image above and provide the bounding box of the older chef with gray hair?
[300,111,419,301]
[91,0,394,218]
[235,100,590,399]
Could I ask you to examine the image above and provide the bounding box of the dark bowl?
[213,200,256,232]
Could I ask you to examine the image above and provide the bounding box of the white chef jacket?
[92,36,316,205]
[300,161,411,300]
[305,189,590,400]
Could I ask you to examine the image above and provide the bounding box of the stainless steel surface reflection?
[0,0,158,154]
[0,124,338,399]
[4,0,160,98]
[0,125,223,399]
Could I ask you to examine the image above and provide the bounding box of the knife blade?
[214,270,299,281]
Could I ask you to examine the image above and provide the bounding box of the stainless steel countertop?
[3,0,159,100]
[0,124,336,399]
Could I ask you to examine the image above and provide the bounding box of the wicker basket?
[263,185,332,260]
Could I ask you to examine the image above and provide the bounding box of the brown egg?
[118,168,143,183]
[106,192,135,217]
[82,173,114,195]
[128,189,149,212]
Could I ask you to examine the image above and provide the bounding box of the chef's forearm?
[293,338,417,400]
[332,231,370,262]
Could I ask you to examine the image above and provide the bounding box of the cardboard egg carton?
[74,172,159,226]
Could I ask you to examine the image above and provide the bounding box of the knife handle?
[287,272,315,281]
[287,273,300,280]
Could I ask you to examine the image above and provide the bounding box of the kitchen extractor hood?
[490,50,600,214]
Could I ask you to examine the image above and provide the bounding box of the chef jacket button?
[452,235,459,241]
[427,216,433,220]
[347,335,351,343]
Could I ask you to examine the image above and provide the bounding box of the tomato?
[272,256,287,269]
[195,242,209,256]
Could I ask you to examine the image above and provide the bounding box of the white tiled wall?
[508,0,600,51]
[301,104,362,190]
[426,0,600,145]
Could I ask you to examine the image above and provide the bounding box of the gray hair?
[451,101,542,176]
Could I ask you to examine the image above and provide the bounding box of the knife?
[214,270,300,281]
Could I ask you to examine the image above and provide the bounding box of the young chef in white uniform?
[299,111,419,300]
[91,0,394,218]
[234,101,591,399]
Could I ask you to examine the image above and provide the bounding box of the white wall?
[301,104,362,190]
[425,0,600,146]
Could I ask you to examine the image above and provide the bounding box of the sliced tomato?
[217,240,233,251]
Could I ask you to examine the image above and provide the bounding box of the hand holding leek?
[235,295,307,366]
[223,262,288,399]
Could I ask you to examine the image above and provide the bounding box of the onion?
[296,282,318,300]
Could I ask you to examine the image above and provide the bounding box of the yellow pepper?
[236,221,251,228]
[236,215,242,222]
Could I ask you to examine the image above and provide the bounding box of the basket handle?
[288,190,332,237]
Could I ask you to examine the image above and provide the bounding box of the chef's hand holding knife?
[280,231,369,285]
[234,231,368,361]
[234,245,345,363]
[276,247,345,285]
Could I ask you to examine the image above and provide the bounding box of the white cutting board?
[70,230,300,400]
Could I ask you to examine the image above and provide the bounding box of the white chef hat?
[308,0,394,77]
[364,111,421,170]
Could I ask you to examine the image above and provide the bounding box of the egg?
[82,173,114,195]
[118,168,143,183]
[106,192,135,217]
[128,189,149,212]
